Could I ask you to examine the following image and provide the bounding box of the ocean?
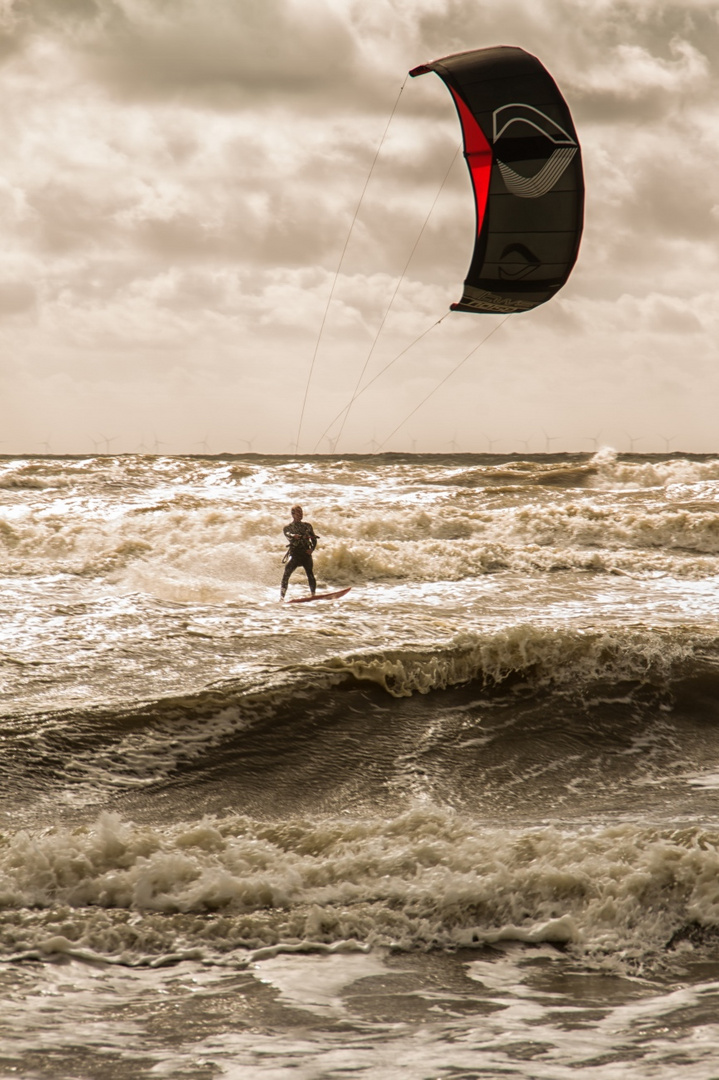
[2,449,719,1079]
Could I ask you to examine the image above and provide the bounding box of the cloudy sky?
[0,0,717,454]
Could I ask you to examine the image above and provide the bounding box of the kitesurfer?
[280,504,318,599]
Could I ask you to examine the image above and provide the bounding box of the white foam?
[1,810,718,973]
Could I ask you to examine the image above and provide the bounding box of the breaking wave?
[3,810,719,976]
[3,623,718,814]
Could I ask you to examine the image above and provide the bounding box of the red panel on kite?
[449,86,492,237]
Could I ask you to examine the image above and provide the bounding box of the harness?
[282,528,318,563]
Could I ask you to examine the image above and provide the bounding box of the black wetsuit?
[281,520,318,597]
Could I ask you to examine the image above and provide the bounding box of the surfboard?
[286,587,351,605]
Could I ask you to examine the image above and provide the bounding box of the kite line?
[376,316,511,451]
[321,144,462,453]
[295,77,408,455]
[312,313,449,454]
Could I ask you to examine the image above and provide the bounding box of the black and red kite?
[410,46,584,314]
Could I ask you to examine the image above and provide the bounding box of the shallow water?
[2,449,719,1077]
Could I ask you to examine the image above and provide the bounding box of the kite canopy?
[410,46,584,314]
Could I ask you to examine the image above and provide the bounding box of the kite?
[410,46,584,314]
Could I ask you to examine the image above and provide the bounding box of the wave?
[2,809,719,975]
[3,452,719,585]
[530,448,719,493]
[3,624,718,817]
[322,622,703,697]
[4,503,719,586]
[589,449,719,491]
[421,449,719,492]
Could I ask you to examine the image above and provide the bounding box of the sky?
[0,0,718,455]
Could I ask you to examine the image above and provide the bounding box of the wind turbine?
[624,432,643,452]
[582,431,602,451]
[98,432,118,454]
[543,430,560,453]
[659,432,679,453]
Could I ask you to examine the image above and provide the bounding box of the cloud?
[7,0,374,109]
[569,38,712,126]
[0,279,35,314]
[0,0,718,451]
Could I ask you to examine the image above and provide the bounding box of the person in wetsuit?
[280,504,318,599]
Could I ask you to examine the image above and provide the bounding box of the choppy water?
[2,449,719,1078]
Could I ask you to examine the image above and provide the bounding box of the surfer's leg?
[280,559,297,599]
[305,556,316,595]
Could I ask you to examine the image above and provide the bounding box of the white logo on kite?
[493,103,578,199]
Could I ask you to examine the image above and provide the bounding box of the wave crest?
[326,624,699,698]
